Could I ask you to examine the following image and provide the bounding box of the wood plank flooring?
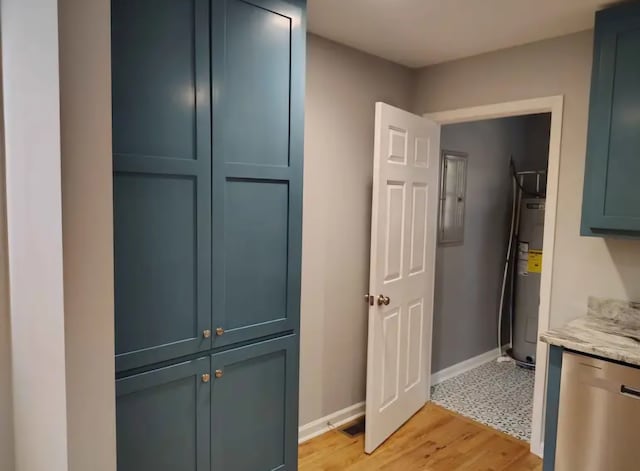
[299,403,542,471]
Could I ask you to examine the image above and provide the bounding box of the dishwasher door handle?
[621,385,640,399]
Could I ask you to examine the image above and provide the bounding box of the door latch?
[364,294,374,306]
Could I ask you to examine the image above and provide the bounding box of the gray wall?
[522,114,552,172]
[300,33,558,422]
[0,57,15,471]
[59,0,117,469]
[413,31,640,338]
[434,118,524,372]
[521,113,552,193]
[300,34,415,426]
[433,115,550,372]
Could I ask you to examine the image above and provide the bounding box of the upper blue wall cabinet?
[581,3,640,237]
[112,0,213,371]
[210,0,305,348]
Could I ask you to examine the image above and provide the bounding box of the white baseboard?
[431,347,503,385]
[298,401,365,444]
[299,347,510,444]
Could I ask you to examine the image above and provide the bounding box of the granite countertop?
[540,297,640,367]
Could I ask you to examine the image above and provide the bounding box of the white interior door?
[365,102,440,453]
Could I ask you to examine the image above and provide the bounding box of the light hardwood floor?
[299,403,542,471]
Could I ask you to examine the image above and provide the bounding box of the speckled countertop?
[540,297,640,367]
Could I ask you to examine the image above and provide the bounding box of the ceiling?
[308,0,611,68]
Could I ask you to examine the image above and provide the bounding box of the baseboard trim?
[298,401,365,444]
[431,347,503,386]
[299,348,508,443]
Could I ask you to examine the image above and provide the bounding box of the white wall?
[414,30,640,329]
[1,0,69,469]
[58,0,117,470]
[300,34,415,425]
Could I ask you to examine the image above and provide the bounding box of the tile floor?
[430,359,535,441]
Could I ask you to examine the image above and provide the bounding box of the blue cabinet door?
[210,0,306,347]
[581,3,640,236]
[116,357,211,471]
[112,0,212,371]
[211,335,299,471]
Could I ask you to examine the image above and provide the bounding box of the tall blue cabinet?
[111,0,305,469]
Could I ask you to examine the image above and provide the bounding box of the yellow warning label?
[528,250,543,273]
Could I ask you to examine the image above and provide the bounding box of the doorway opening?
[430,112,551,442]
[426,97,562,457]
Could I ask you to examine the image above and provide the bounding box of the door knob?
[377,295,390,306]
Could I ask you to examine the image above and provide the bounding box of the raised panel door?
[116,357,211,471]
[211,0,305,347]
[582,4,640,236]
[112,0,212,371]
[211,335,298,470]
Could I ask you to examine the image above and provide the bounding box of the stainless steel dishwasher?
[555,351,640,470]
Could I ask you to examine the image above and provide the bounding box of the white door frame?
[424,95,564,458]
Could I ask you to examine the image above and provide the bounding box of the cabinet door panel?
[114,174,198,354]
[602,30,640,219]
[112,0,197,159]
[211,0,305,346]
[211,335,298,471]
[112,0,212,371]
[582,5,640,235]
[225,180,289,329]
[116,358,211,471]
[223,0,291,166]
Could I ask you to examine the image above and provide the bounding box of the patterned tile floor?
[430,359,535,442]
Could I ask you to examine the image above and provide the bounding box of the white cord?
[498,176,517,357]
[512,179,523,349]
